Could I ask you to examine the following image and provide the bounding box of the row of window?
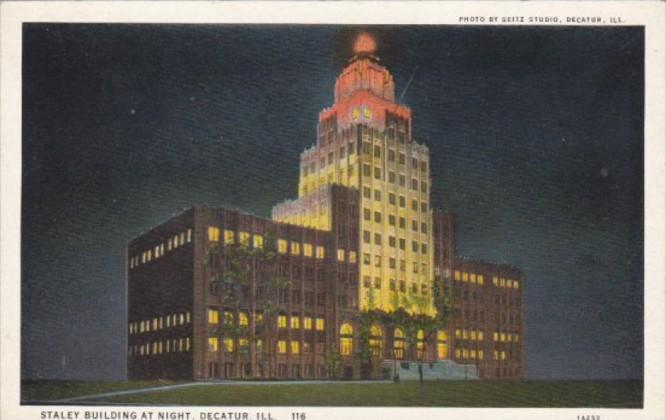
[336,249,357,263]
[207,309,326,332]
[208,228,335,261]
[362,276,431,296]
[301,142,357,176]
[493,332,521,343]
[454,348,485,360]
[301,141,427,176]
[361,141,428,173]
[493,276,521,289]
[208,227,264,248]
[277,240,326,259]
[130,229,192,269]
[454,329,485,341]
[454,271,522,290]
[363,209,429,234]
[277,315,325,331]
[362,187,429,212]
[208,309,253,326]
[362,232,429,254]
[129,337,191,356]
[362,254,429,275]
[128,312,191,334]
[208,337,254,353]
[361,164,428,191]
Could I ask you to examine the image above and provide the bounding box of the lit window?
[339,323,353,356]
[455,349,461,359]
[470,273,477,283]
[348,251,357,263]
[186,312,191,323]
[478,275,484,285]
[514,280,520,289]
[278,315,287,328]
[208,337,219,352]
[291,316,300,329]
[278,340,287,354]
[304,317,312,329]
[253,234,264,249]
[337,249,345,262]
[454,270,461,281]
[239,312,249,326]
[208,309,219,324]
[291,242,301,255]
[493,276,499,286]
[255,313,264,324]
[187,228,192,243]
[493,332,499,341]
[239,339,249,353]
[470,331,477,340]
[315,318,324,331]
[470,349,477,359]
[224,311,234,326]
[393,328,405,359]
[500,278,506,287]
[455,329,461,339]
[303,243,313,257]
[291,341,300,354]
[316,246,325,259]
[224,230,235,244]
[462,272,469,282]
[462,329,469,340]
[236,231,249,247]
[278,239,288,254]
[501,351,507,360]
[478,331,484,341]
[478,350,484,360]
[437,331,448,360]
[500,332,506,342]
[223,338,234,353]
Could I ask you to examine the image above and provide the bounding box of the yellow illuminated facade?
[273,47,434,316]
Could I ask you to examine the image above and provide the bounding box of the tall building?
[126,34,525,381]
[273,33,434,316]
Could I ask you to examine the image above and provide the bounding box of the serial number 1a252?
[578,416,600,420]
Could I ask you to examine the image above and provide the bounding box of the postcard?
[1,2,664,420]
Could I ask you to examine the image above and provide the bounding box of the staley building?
[126,34,525,381]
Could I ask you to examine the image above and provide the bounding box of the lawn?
[22,379,642,407]
[21,379,183,402]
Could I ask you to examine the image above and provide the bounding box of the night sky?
[22,24,644,380]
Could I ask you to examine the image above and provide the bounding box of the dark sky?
[22,24,644,381]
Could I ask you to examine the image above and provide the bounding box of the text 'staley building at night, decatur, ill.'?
[126,34,525,381]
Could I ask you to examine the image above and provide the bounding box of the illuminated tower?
[273,33,434,315]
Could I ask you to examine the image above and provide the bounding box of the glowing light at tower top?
[353,33,377,55]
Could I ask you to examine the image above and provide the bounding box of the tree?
[356,308,384,378]
[207,230,290,379]
[325,350,341,379]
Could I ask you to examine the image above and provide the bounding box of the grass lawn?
[21,380,183,402]
[21,379,642,407]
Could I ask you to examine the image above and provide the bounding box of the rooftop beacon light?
[353,32,377,56]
